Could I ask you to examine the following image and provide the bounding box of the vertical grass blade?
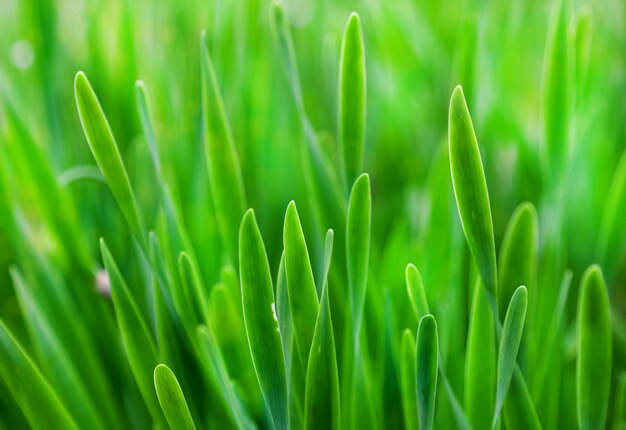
[284,201,320,368]
[416,314,438,430]
[0,319,79,430]
[448,85,497,301]
[100,239,162,424]
[154,364,196,430]
[338,12,366,188]
[498,202,538,321]
[465,282,496,430]
[405,264,430,321]
[494,285,528,427]
[346,173,371,331]
[74,72,146,250]
[201,32,247,264]
[304,280,340,430]
[239,209,289,430]
[400,329,418,430]
[577,265,611,430]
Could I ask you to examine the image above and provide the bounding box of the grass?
[0,0,625,428]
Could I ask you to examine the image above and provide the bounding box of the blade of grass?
[200,32,247,264]
[448,85,497,306]
[0,318,78,430]
[577,265,611,430]
[74,72,146,251]
[239,209,289,430]
[154,364,196,430]
[400,329,418,430]
[494,285,528,428]
[503,367,543,430]
[284,201,320,369]
[416,314,438,430]
[465,281,496,430]
[338,12,366,189]
[405,264,429,322]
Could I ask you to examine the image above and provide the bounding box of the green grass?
[0,0,625,428]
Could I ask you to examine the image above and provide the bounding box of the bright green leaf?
[154,364,196,430]
[416,314,438,430]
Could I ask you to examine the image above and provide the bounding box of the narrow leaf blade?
[154,364,196,430]
[416,315,438,430]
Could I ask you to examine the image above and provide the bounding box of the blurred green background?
[1,0,626,428]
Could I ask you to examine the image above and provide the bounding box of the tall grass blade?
[416,314,438,430]
[577,265,611,430]
[448,85,497,302]
[494,285,528,427]
[239,209,289,429]
[400,329,418,430]
[338,12,366,188]
[154,364,196,430]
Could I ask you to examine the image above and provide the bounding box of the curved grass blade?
[304,279,340,430]
[405,264,430,321]
[577,265,611,430]
[100,239,162,424]
[239,209,288,429]
[154,364,196,430]
[346,173,371,333]
[465,281,496,430]
[498,202,538,321]
[338,12,366,188]
[400,329,418,430]
[494,285,528,428]
[416,315,438,430]
[0,318,78,430]
[284,201,320,368]
[200,32,247,264]
[74,72,146,250]
[448,85,497,303]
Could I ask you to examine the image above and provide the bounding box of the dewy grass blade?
[154,364,196,430]
[448,85,497,304]
[304,277,340,430]
[201,32,247,264]
[416,314,438,430]
[465,281,496,430]
[346,173,371,333]
[400,329,418,430]
[494,285,528,428]
[284,201,320,368]
[577,265,611,430]
[100,239,163,424]
[239,209,289,429]
[338,12,366,189]
[0,318,79,430]
[405,264,430,321]
[74,72,146,250]
[498,202,538,321]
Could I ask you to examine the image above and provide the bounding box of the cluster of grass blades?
[0,0,624,429]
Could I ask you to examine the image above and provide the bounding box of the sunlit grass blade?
[448,85,497,303]
[154,364,196,430]
[542,0,569,181]
[577,265,611,430]
[0,318,78,430]
[400,329,418,430]
[74,71,146,250]
[405,264,429,321]
[465,281,496,430]
[200,32,247,264]
[498,202,538,321]
[346,173,371,332]
[239,209,289,429]
[304,278,340,429]
[416,314,438,430]
[494,285,528,427]
[284,201,320,368]
[338,12,366,188]
[100,239,162,424]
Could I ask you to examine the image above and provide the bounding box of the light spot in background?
[285,0,315,27]
[96,270,111,297]
[10,40,34,70]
